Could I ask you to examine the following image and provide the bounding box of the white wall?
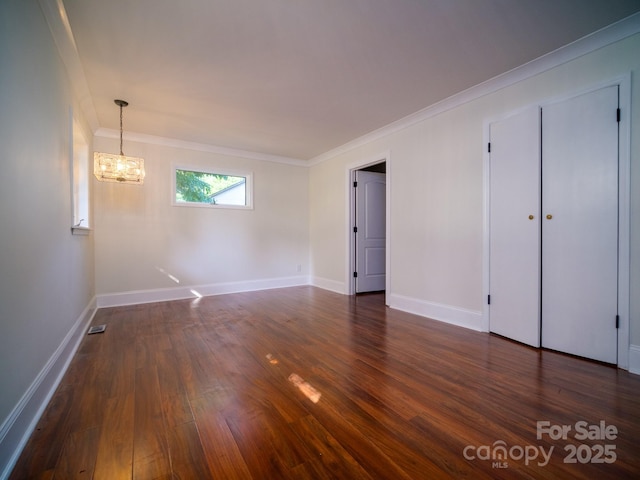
[1,7,638,477]
[310,33,640,343]
[93,137,309,303]
[0,0,95,475]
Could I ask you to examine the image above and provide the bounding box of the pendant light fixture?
[93,99,145,184]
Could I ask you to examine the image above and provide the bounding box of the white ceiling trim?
[309,12,640,166]
[40,0,640,168]
[38,0,99,131]
[94,128,307,166]
[40,0,305,165]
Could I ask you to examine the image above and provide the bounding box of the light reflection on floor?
[266,353,321,403]
[288,373,321,404]
[266,353,279,365]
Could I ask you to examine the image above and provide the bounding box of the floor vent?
[87,324,106,335]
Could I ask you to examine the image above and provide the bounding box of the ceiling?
[61,0,640,162]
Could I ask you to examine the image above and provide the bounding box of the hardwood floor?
[9,286,640,479]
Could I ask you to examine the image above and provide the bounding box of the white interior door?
[355,170,386,293]
[489,107,541,347]
[541,86,619,363]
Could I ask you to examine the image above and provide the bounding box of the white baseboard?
[0,298,97,480]
[96,275,311,308]
[388,293,483,332]
[310,276,346,295]
[629,345,640,375]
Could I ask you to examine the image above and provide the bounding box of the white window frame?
[171,165,253,210]
[70,110,91,235]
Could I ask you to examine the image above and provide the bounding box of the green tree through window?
[175,169,247,206]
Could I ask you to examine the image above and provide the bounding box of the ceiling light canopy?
[94,99,145,184]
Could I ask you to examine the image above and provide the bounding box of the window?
[173,167,253,209]
[71,114,90,234]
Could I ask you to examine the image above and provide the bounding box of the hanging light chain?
[114,99,129,156]
[119,101,124,156]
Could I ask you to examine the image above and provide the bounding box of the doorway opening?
[348,160,388,298]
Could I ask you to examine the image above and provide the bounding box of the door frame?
[482,74,631,369]
[346,152,391,302]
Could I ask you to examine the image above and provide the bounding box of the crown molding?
[39,0,305,166]
[38,0,99,132]
[94,128,307,166]
[309,12,640,166]
[39,0,640,168]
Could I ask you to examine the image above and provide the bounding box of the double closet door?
[489,86,619,364]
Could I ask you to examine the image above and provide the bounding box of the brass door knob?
[528,215,534,220]
[546,214,553,220]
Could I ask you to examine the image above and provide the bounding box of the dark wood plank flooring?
[9,286,640,479]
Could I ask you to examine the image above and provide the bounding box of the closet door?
[541,86,619,363]
[488,108,541,347]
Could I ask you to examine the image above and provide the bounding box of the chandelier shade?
[93,152,145,183]
[93,99,145,184]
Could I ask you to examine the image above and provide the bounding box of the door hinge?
[487,295,491,305]
[616,315,620,329]
[353,271,358,278]
[353,181,358,188]
[487,142,491,153]
[353,226,358,233]
[616,108,621,123]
